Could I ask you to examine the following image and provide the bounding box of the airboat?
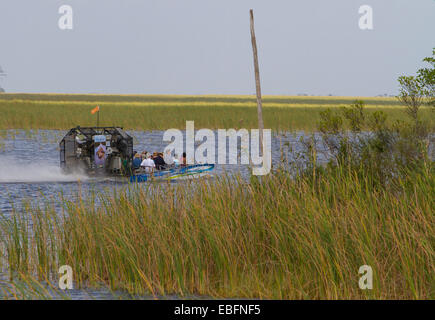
[59,126,214,182]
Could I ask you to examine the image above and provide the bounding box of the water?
[0,129,318,215]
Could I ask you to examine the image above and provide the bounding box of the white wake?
[0,157,88,183]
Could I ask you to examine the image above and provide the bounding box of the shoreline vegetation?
[1,162,433,299]
[1,94,432,131]
[0,99,433,299]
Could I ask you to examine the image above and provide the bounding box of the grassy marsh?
[1,94,431,131]
[0,163,433,299]
[0,94,433,300]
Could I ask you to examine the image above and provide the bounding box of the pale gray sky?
[0,0,434,96]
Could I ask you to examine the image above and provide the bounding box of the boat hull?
[129,164,215,183]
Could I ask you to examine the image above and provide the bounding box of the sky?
[0,0,434,96]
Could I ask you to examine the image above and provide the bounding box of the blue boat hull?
[130,164,215,183]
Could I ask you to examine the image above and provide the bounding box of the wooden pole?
[250,9,264,153]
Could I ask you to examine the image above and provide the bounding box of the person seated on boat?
[140,152,155,173]
[180,152,187,167]
[141,151,147,160]
[152,152,166,171]
[132,152,142,169]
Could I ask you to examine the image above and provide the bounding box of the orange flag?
[91,106,100,114]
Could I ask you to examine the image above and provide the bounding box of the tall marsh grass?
[0,97,433,299]
[0,93,403,105]
[0,163,433,299]
[1,94,429,131]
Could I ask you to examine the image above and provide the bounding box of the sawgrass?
[0,94,433,299]
[1,94,429,131]
[1,163,433,299]
[0,93,403,105]
[0,273,69,300]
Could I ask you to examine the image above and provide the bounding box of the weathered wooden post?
[250,9,264,154]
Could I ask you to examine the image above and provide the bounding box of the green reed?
[1,95,430,131]
[1,162,433,299]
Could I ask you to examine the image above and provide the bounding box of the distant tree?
[397,75,425,120]
[397,48,435,120]
[417,48,435,106]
